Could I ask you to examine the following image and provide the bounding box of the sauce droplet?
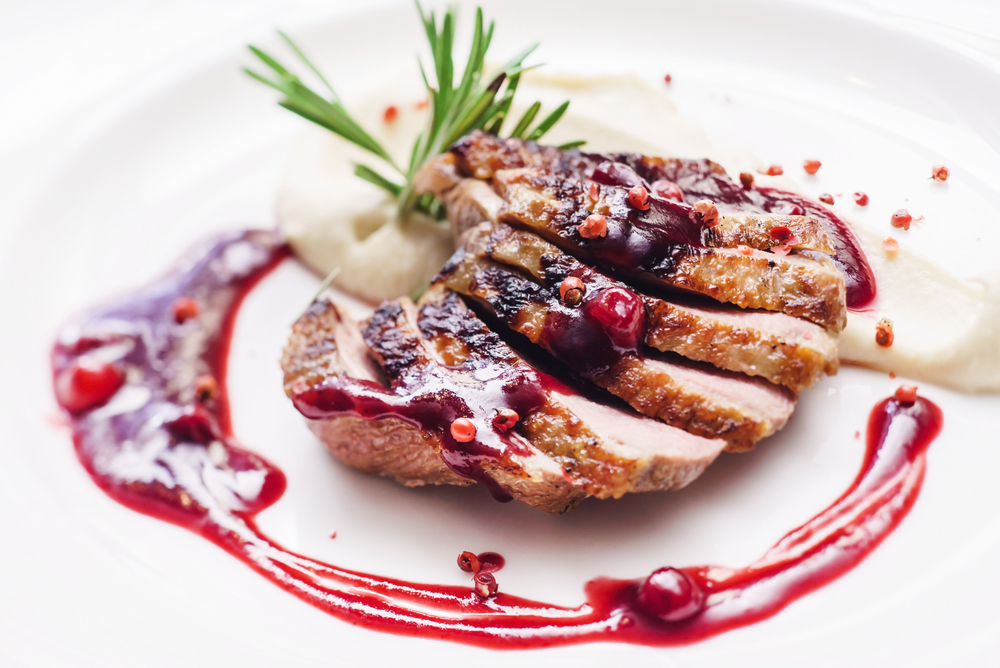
[54,358,124,414]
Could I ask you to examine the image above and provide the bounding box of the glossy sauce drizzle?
[53,231,940,649]
[617,156,876,309]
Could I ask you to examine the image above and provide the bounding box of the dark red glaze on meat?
[52,230,938,649]
[291,302,553,502]
[614,156,876,308]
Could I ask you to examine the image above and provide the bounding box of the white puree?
[277,73,1000,393]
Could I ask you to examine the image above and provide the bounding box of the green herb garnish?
[245,1,578,219]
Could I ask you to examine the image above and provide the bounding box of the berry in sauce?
[637,567,706,622]
[55,358,124,414]
[652,179,684,201]
[582,287,646,350]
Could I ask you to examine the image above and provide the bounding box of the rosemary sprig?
[245,2,582,219]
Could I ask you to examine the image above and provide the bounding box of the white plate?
[2,1,1000,666]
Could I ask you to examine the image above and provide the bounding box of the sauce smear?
[52,230,940,648]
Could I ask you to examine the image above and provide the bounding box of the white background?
[2,2,1000,667]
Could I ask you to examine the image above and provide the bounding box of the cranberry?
[739,172,754,189]
[895,385,918,405]
[882,237,899,252]
[652,179,683,201]
[583,287,646,349]
[637,567,705,622]
[55,358,125,414]
[663,73,672,84]
[383,105,398,122]
[891,209,912,231]
[492,409,519,432]
[875,318,894,348]
[458,551,481,573]
[818,193,835,205]
[450,418,476,442]
[692,199,719,227]
[473,571,498,598]
[626,185,650,211]
[853,191,869,206]
[931,164,949,182]
[803,159,822,175]
[762,164,783,176]
[172,297,200,323]
[578,213,608,239]
[559,276,586,305]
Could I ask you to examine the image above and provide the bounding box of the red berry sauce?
[52,230,940,649]
[608,157,877,309]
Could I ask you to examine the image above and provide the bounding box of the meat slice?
[487,223,839,391]
[438,130,869,317]
[416,286,727,497]
[282,290,727,510]
[436,227,797,450]
[493,167,847,331]
[445,131,837,254]
[282,298,468,488]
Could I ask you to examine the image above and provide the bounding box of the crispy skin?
[417,286,726,497]
[282,299,468,487]
[282,291,725,508]
[493,168,847,331]
[417,132,847,330]
[487,223,838,391]
[444,132,836,253]
[437,228,796,451]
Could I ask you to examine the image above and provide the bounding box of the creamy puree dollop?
[277,72,1000,392]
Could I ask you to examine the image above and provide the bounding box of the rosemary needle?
[246,2,583,220]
